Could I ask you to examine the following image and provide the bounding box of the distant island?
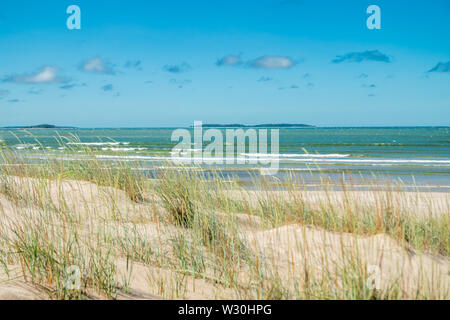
[3,124,78,129]
[2,124,315,129]
[195,124,315,128]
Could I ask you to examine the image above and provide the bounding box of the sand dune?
[0,176,448,299]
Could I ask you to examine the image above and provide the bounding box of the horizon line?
[1,125,449,129]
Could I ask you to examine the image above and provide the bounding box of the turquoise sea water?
[1,127,449,190]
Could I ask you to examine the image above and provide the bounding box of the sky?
[0,0,449,127]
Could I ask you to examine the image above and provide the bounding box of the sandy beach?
[0,172,448,300]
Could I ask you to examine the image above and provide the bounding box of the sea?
[1,127,449,191]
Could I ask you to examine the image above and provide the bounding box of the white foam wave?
[101,147,147,152]
[242,153,350,158]
[94,154,450,166]
[67,142,122,146]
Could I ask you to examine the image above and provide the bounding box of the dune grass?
[0,144,448,300]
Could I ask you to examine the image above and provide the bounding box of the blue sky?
[0,0,449,127]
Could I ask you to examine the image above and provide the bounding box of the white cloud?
[4,66,64,84]
[80,57,116,74]
[248,56,296,69]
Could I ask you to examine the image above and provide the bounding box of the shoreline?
[2,162,450,192]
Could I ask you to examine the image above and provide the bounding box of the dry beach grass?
[0,148,448,300]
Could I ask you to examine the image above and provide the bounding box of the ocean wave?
[101,147,147,152]
[12,144,37,150]
[17,151,450,168]
[67,142,126,146]
[242,153,350,158]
